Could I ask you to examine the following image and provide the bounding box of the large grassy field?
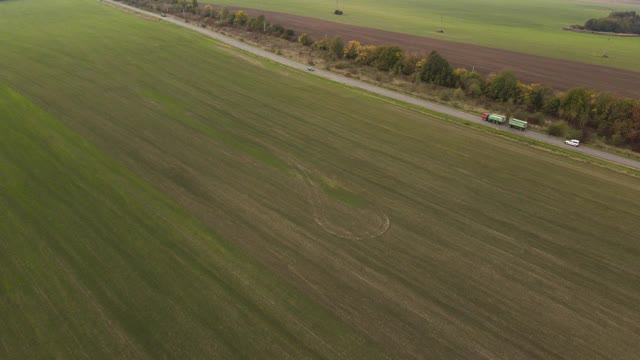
[0,84,380,358]
[2,0,640,358]
[213,0,640,72]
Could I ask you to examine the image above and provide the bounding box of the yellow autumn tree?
[234,10,249,26]
[343,40,361,59]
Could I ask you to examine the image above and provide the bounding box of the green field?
[2,0,640,358]
[0,84,382,358]
[213,0,640,71]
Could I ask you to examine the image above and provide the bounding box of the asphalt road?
[106,0,640,170]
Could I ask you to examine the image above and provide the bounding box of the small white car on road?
[565,139,580,147]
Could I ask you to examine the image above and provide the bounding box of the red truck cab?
[482,113,489,121]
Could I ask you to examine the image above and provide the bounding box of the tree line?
[120,0,640,152]
[304,37,640,149]
[582,11,640,34]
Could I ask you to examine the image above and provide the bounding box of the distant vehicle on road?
[482,113,528,131]
[565,139,580,147]
[306,67,316,72]
[160,13,167,17]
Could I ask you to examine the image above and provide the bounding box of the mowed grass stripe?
[1,0,640,358]
[0,83,385,358]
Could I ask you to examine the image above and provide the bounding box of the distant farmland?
[221,6,640,97]
[212,0,640,72]
[1,0,640,358]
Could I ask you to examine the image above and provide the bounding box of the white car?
[565,139,580,147]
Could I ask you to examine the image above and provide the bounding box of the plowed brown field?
[227,6,640,98]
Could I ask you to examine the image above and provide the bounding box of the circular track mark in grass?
[294,164,390,240]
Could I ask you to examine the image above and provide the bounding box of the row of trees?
[121,0,299,39]
[583,11,640,34]
[120,0,640,151]
[299,35,640,150]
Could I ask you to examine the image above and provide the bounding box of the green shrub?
[527,112,545,125]
[328,37,344,59]
[543,95,561,116]
[580,127,594,142]
[466,81,483,98]
[247,15,267,32]
[374,46,403,71]
[439,91,451,102]
[233,10,249,26]
[203,4,214,17]
[270,24,285,35]
[217,7,234,25]
[584,11,640,34]
[527,84,553,112]
[559,87,594,127]
[420,51,455,87]
[297,33,314,46]
[548,121,569,137]
[453,88,465,100]
[355,45,381,66]
[397,54,421,76]
[513,110,529,121]
[567,127,584,141]
[486,71,519,102]
[610,132,625,146]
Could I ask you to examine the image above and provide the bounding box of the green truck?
[482,113,506,124]
[482,113,528,131]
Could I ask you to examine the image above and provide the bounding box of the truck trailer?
[508,118,528,131]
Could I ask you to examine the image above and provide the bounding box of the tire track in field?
[293,163,390,240]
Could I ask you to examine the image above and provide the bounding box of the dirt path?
[104,0,640,171]
[217,5,640,98]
